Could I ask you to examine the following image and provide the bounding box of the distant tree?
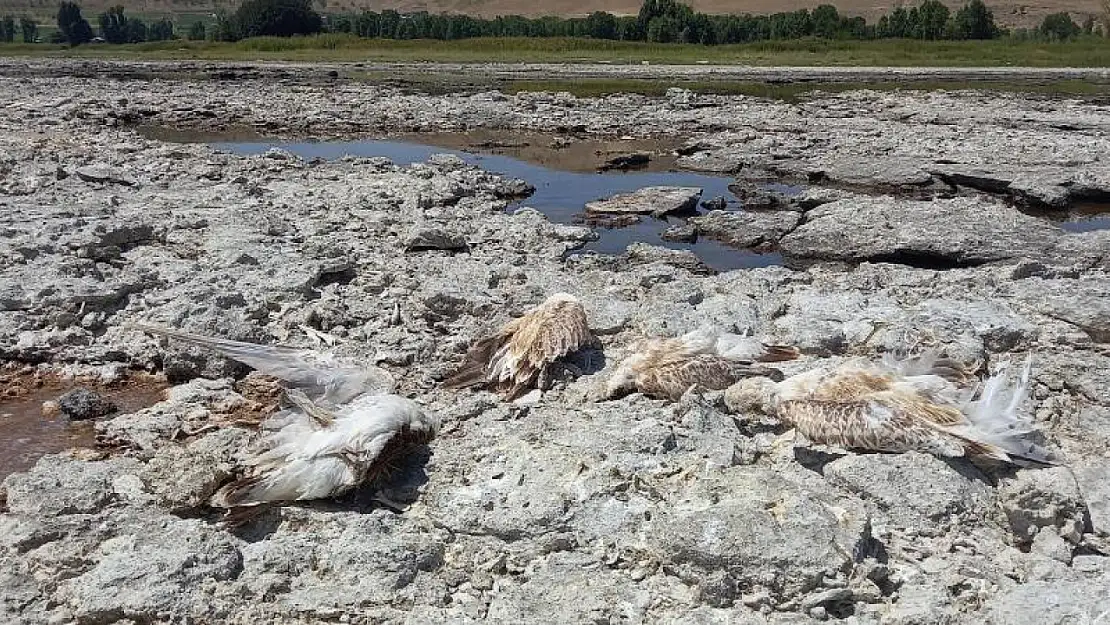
[327,14,351,33]
[148,18,173,40]
[1040,12,1080,40]
[811,4,839,37]
[233,0,322,38]
[212,11,239,41]
[647,15,679,42]
[953,0,997,39]
[616,15,642,40]
[97,6,127,44]
[585,11,617,39]
[1082,14,1095,35]
[0,16,14,42]
[20,17,37,42]
[1102,0,1110,35]
[913,0,950,39]
[57,2,93,46]
[186,20,205,40]
[126,17,146,41]
[885,6,911,37]
[351,11,377,37]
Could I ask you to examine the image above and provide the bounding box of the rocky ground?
[2,58,1110,624]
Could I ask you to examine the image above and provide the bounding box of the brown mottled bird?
[726,351,1057,464]
[129,323,440,509]
[442,293,597,399]
[604,326,799,401]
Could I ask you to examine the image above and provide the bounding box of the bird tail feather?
[442,335,504,389]
[956,355,1057,465]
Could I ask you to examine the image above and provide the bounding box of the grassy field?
[2,35,1110,67]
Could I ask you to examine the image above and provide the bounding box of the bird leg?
[284,388,336,427]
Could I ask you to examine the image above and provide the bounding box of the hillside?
[2,0,1103,30]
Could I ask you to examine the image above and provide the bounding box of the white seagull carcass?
[130,323,441,508]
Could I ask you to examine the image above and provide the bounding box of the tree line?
[0,0,1101,46]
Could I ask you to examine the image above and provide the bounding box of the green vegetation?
[3,0,1104,49]
[56,1,92,45]
[20,17,37,43]
[1040,12,1083,40]
[228,0,321,40]
[3,35,1109,68]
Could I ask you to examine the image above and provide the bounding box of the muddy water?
[0,380,167,481]
[201,131,790,271]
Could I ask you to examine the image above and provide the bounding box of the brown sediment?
[0,366,169,481]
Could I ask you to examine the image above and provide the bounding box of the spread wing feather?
[778,399,970,457]
[443,295,595,398]
[130,322,395,403]
[210,394,439,507]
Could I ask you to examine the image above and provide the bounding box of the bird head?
[724,376,779,415]
[601,355,641,400]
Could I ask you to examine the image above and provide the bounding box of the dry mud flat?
[2,59,1110,624]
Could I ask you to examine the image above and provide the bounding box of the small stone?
[56,388,117,420]
[41,400,62,418]
[598,152,650,171]
[404,227,469,252]
[586,186,702,217]
[1030,527,1073,564]
[701,195,728,211]
[661,223,698,243]
[75,165,135,186]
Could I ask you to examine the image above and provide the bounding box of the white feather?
[235,394,440,503]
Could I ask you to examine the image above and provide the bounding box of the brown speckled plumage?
[606,328,794,401]
[443,293,596,399]
[731,354,1057,464]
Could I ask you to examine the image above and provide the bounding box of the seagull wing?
[640,353,783,400]
[778,398,972,457]
[444,296,595,398]
[507,296,595,374]
[212,394,439,506]
[130,323,394,403]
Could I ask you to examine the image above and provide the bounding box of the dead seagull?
[603,326,799,401]
[130,323,440,511]
[725,350,1057,465]
[442,292,597,400]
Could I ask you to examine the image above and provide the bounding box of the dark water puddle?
[206,132,790,271]
[1046,202,1110,234]
[0,379,167,481]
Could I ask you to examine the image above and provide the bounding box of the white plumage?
[212,393,439,506]
[130,323,440,507]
